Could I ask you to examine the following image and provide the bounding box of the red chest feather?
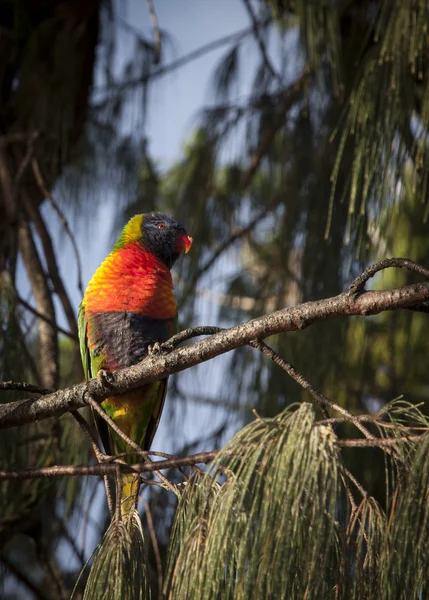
[83,243,177,319]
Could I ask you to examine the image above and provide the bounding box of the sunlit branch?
[0,451,219,480]
[1,258,429,428]
[0,431,425,482]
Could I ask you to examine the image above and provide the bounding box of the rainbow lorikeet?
[78,212,192,516]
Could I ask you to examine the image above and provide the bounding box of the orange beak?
[184,235,193,253]
[176,234,193,254]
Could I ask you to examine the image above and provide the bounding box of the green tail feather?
[83,510,150,600]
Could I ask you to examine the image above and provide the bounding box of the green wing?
[78,302,91,380]
[78,302,104,379]
[78,302,112,454]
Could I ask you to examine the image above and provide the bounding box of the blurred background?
[1,1,429,597]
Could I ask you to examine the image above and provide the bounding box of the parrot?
[78,212,192,519]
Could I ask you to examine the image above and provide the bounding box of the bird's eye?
[157,222,167,230]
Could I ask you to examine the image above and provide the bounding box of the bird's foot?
[160,340,175,353]
[97,368,115,389]
[148,342,162,356]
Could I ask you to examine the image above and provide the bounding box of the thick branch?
[18,218,59,389]
[25,195,79,340]
[1,273,429,429]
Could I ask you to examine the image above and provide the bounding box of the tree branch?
[0,431,424,482]
[1,258,429,429]
[17,295,77,341]
[32,157,84,298]
[97,17,272,92]
[25,194,79,341]
[18,218,59,389]
[0,451,219,480]
[145,0,161,64]
[242,0,282,85]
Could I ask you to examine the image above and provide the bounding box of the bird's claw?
[160,341,174,353]
[97,368,115,388]
[148,342,162,356]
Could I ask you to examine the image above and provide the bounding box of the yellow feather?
[124,214,143,244]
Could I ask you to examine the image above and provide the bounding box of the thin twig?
[145,0,161,64]
[336,435,423,447]
[0,381,52,395]
[87,394,177,495]
[0,451,219,480]
[243,0,282,84]
[97,17,272,92]
[193,199,281,281]
[340,471,357,514]
[143,499,163,600]
[250,339,376,438]
[13,131,39,198]
[81,478,102,553]
[32,157,84,297]
[57,516,86,568]
[17,295,77,340]
[0,552,49,600]
[342,465,368,498]
[0,428,421,483]
[161,325,223,350]
[115,464,121,522]
[70,410,115,515]
[185,75,310,285]
[349,257,429,296]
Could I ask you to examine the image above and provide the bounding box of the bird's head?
[116,212,192,269]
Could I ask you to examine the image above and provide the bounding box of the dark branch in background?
[13,132,39,197]
[0,381,52,395]
[97,17,272,93]
[32,157,84,297]
[145,0,161,64]
[240,71,311,190]
[13,318,43,385]
[0,552,49,600]
[143,499,163,600]
[70,409,115,515]
[25,193,79,340]
[242,0,282,85]
[18,218,59,389]
[1,258,429,429]
[195,196,281,280]
[189,71,310,286]
[0,144,19,278]
[17,295,77,341]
